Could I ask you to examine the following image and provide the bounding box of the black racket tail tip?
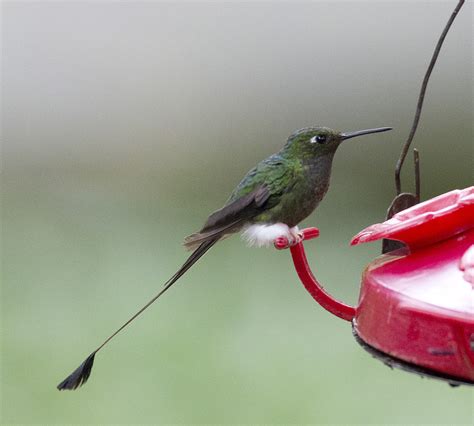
[57,352,96,391]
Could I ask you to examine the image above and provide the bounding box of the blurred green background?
[2,1,473,424]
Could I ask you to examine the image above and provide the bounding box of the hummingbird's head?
[284,126,392,160]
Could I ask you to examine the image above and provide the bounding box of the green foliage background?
[2,1,473,424]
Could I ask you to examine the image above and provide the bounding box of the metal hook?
[382,149,421,253]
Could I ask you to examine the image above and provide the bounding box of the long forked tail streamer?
[57,238,219,390]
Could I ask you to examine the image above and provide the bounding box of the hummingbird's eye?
[310,135,327,144]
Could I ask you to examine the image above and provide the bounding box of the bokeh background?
[2,1,473,424]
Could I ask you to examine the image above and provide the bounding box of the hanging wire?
[395,0,465,195]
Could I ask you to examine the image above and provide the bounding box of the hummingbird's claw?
[295,232,304,244]
[289,227,303,245]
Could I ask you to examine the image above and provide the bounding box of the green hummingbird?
[57,125,391,390]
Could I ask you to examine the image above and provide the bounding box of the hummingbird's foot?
[289,226,303,245]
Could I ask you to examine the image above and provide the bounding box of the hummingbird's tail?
[57,237,219,390]
[183,223,240,251]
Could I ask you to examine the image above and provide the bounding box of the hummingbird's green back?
[227,127,342,226]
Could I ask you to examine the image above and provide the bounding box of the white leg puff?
[242,223,294,248]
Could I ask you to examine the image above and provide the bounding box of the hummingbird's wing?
[183,185,270,250]
[184,155,300,250]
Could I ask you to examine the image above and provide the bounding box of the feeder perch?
[275,186,474,386]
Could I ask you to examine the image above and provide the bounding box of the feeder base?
[352,323,474,388]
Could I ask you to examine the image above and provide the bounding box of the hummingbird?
[57,125,391,390]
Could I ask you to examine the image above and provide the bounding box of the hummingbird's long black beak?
[340,127,392,141]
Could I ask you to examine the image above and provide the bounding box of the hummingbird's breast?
[287,167,331,226]
[260,155,334,228]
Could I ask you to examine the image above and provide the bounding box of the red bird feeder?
[275,186,474,386]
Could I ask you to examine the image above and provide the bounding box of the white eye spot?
[311,134,327,144]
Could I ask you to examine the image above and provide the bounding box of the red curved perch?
[275,227,356,321]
